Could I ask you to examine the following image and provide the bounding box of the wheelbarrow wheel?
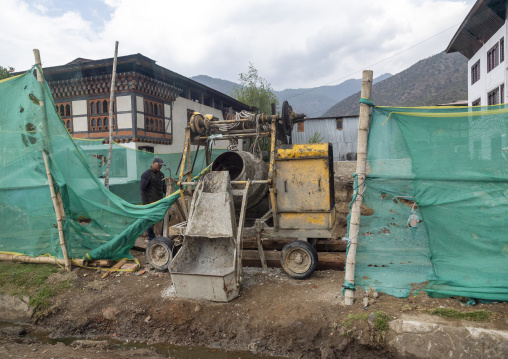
[280,240,318,279]
[146,236,175,271]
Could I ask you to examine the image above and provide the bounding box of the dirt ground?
[2,247,508,359]
[2,177,508,358]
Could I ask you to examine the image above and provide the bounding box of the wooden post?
[33,49,52,153]
[255,220,268,272]
[33,49,71,272]
[104,41,119,189]
[267,118,279,230]
[42,150,71,271]
[344,70,373,305]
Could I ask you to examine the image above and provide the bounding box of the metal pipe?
[178,180,270,186]
[197,133,270,141]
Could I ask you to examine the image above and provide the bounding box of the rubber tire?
[145,236,175,271]
[280,240,318,279]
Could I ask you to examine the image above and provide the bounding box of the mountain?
[190,73,392,116]
[274,73,391,116]
[323,51,467,117]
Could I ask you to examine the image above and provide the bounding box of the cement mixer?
[147,101,337,301]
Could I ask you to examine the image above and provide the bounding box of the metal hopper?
[169,171,245,302]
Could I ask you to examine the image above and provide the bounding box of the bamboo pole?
[33,49,52,153]
[344,70,373,305]
[42,150,71,271]
[33,49,71,272]
[0,254,86,267]
[104,41,119,189]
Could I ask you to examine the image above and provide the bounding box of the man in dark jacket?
[140,157,168,240]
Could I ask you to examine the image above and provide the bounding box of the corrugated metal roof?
[446,0,505,59]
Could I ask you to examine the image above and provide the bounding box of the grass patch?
[373,311,390,345]
[0,262,72,311]
[342,312,369,328]
[426,308,492,322]
[374,311,390,332]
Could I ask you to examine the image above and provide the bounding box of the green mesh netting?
[0,67,209,261]
[350,104,508,301]
[72,138,225,203]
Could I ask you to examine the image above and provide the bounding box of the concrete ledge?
[0,295,33,321]
[388,315,508,358]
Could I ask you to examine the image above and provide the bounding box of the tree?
[0,66,14,80]
[231,62,279,115]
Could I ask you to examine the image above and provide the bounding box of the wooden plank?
[242,238,347,252]
[242,250,345,271]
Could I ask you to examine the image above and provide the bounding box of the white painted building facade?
[467,25,506,106]
[447,0,508,106]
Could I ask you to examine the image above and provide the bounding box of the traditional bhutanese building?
[41,53,252,153]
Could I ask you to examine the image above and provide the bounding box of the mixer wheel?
[280,240,318,279]
[146,236,175,271]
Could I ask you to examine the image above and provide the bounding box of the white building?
[446,0,507,106]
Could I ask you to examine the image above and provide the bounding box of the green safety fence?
[72,138,225,203]
[347,103,508,301]
[0,67,212,261]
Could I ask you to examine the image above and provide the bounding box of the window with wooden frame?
[89,99,115,115]
[501,37,505,63]
[89,116,116,132]
[471,98,481,106]
[143,100,164,117]
[488,87,500,105]
[297,121,304,132]
[143,99,165,132]
[138,146,154,153]
[55,102,72,132]
[144,116,164,133]
[336,118,343,130]
[501,84,505,104]
[471,60,480,85]
[487,43,499,72]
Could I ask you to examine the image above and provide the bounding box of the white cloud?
[1,0,474,89]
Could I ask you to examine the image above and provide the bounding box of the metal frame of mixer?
[163,102,337,278]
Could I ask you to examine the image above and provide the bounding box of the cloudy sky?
[1,0,475,90]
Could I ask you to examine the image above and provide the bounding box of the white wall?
[171,96,234,153]
[116,95,131,112]
[72,100,87,116]
[468,24,507,105]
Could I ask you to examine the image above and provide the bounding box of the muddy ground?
[2,249,508,359]
[2,176,508,358]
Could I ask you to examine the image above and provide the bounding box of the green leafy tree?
[0,66,14,80]
[231,63,279,155]
[231,62,279,115]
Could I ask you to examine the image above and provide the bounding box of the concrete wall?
[468,23,507,105]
